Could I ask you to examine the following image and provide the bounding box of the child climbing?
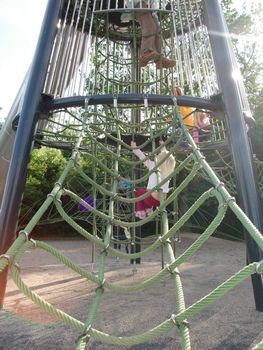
[121,1,176,68]
[173,85,195,129]
[164,85,194,149]
[131,140,176,219]
[193,110,211,143]
[166,85,211,144]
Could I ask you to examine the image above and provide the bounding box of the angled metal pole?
[0,0,62,307]
[203,0,263,311]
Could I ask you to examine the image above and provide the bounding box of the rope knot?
[158,236,165,245]
[215,182,225,191]
[84,97,90,110]
[77,324,92,343]
[170,314,190,328]
[225,196,236,204]
[256,260,263,274]
[156,207,161,214]
[0,254,11,264]
[55,197,62,205]
[166,264,180,276]
[95,279,105,293]
[84,324,92,334]
[101,243,110,255]
[30,239,37,248]
[143,94,149,108]
[113,94,118,108]
[170,313,177,324]
[178,320,190,328]
[13,263,21,272]
[0,255,21,270]
[172,97,178,106]
[112,193,118,200]
[19,230,29,241]
[108,218,114,225]
[208,188,215,197]
[198,155,206,161]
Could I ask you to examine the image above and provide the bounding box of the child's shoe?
[155,57,176,69]
[139,50,159,67]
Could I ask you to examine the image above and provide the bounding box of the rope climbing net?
[1,99,263,349]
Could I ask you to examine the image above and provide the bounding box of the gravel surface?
[0,233,262,349]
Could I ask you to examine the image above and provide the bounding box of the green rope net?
[1,101,263,349]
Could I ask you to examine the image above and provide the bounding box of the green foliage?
[252,90,263,160]
[221,0,239,26]
[220,0,263,166]
[222,0,263,111]
[254,90,263,127]
[23,147,67,205]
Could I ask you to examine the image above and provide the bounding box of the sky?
[0,0,48,121]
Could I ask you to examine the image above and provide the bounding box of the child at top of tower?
[121,1,176,69]
[131,140,176,219]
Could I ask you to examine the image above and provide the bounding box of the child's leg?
[135,188,154,218]
[135,12,159,66]
[135,188,149,212]
[152,12,161,54]
[193,128,199,143]
[143,193,160,208]
[152,14,176,69]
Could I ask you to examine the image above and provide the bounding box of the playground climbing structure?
[0,1,263,349]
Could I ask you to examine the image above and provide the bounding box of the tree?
[222,0,263,111]
[221,0,263,162]
[252,89,263,160]
[21,147,67,215]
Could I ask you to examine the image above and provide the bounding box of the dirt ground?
[0,232,263,350]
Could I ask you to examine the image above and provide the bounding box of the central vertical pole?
[130,43,142,265]
[203,0,263,311]
[0,0,62,307]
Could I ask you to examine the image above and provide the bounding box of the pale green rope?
[1,100,263,350]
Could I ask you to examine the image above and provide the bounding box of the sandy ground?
[0,232,263,350]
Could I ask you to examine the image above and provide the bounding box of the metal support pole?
[130,43,141,266]
[0,0,62,307]
[203,0,263,311]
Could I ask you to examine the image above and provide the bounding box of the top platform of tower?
[60,0,203,40]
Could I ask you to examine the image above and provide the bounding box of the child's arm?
[131,141,152,169]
